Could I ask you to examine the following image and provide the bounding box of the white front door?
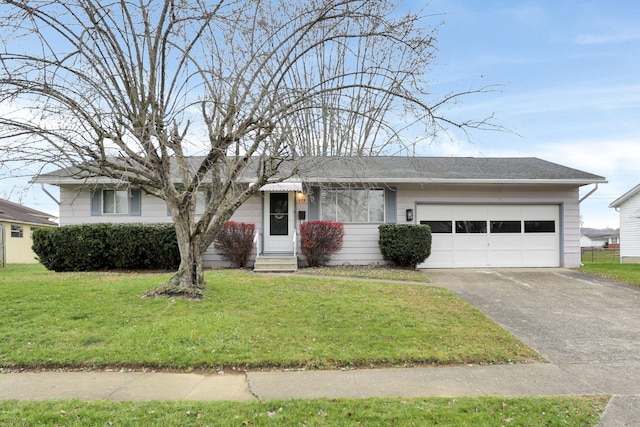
[263,192,295,253]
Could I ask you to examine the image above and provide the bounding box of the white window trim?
[321,188,385,223]
[10,224,24,238]
[102,189,129,215]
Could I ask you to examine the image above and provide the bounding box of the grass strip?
[580,263,640,286]
[0,396,608,426]
[296,265,432,283]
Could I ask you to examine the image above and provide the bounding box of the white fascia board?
[31,176,124,185]
[610,183,640,208]
[304,177,608,186]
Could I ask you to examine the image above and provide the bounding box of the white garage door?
[417,204,560,268]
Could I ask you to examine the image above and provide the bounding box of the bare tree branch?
[0,0,498,294]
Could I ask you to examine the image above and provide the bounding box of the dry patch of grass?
[298,265,431,283]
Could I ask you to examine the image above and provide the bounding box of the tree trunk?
[143,211,206,299]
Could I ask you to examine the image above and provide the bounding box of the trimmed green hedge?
[32,224,180,271]
[378,224,432,268]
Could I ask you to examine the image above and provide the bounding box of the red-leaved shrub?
[214,222,255,268]
[300,221,344,267]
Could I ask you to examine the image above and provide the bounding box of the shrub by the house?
[378,224,431,268]
[300,221,344,267]
[32,223,180,271]
[213,221,255,268]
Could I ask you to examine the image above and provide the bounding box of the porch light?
[406,209,414,222]
[296,191,307,202]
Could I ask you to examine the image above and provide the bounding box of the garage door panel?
[428,251,454,267]
[488,249,523,267]
[489,234,523,246]
[454,205,487,218]
[523,205,557,220]
[525,234,558,250]
[417,204,559,268]
[523,250,558,266]
[488,205,523,219]
[453,235,487,250]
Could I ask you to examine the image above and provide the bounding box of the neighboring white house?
[610,184,640,264]
[580,228,620,248]
[33,156,606,269]
[0,198,58,265]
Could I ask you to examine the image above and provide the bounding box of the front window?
[195,189,208,215]
[10,224,23,238]
[103,189,129,214]
[321,189,384,223]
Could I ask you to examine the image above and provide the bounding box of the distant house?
[0,198,58,265]
[34,156,605,269]
[580,228,620,248]
[610,184,640,263]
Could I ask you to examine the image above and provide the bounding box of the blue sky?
[2,0,638,229]
[419,0,640,228]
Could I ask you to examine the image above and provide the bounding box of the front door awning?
[259,182,303,192]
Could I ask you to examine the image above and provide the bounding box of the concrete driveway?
[427,268,640,365]
[427,268,640,426]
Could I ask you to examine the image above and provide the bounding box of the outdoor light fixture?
[406,209,414,222]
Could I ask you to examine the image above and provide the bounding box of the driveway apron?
[427,268,640,426]
[426,268,640,365]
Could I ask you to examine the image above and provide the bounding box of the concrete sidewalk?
[1,362,639,400]
[1,363,639,426]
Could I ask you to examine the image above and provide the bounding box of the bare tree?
[0,0,493,297]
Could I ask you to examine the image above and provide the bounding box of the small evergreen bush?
[32,223,179,271]
[213,221,256,268]
[378,224,431,268]
[300,221,344,267]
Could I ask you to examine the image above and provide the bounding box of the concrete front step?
[253,255,298,272]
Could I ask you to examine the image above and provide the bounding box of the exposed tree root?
[141,282,205,300]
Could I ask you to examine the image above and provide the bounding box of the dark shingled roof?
[33,156,605,185]
[294,156,606,183]
[0,198,57,226]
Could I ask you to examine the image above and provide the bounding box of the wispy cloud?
[575,31,640,45]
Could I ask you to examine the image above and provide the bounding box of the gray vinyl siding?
[57,182,585,268]
[60,185,263,268]
[619,191,640,261]
[59,186,170,225]
[323,184,581,268]
[203,194,263,267]
[321,223,385,266]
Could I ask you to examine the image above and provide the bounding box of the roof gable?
[0,198,57,226]
[610,184,640,208]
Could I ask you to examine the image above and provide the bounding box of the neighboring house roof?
[0,198,57,227]
[609,183,640,208]
[581,228,619,240]
[33,156,606,186]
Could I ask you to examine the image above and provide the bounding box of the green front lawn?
[0,264,540,370]
[0,396,608,426]
[580,262,640,286]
